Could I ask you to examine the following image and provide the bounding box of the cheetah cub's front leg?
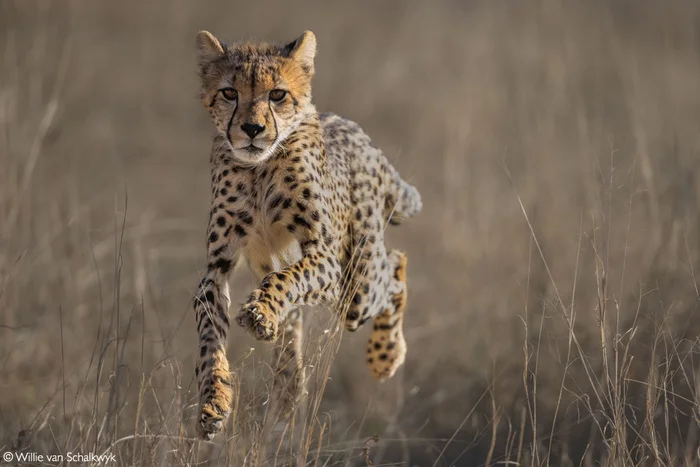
[367,249,408,380]
[192,219,239,439]
[236,248,341,341]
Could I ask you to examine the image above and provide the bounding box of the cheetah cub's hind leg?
[367,249,408,381]
[272,308,307,416]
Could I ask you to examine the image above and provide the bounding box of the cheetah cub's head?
[195,30,317,164]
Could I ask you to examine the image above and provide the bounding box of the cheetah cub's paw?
[367,250,408,381]
[237,291,279,341]
[367,317,407,381]
[197,368,234,440]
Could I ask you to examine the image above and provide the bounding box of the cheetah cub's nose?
[241,122,265,139]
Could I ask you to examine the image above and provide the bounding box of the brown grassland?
[2,0,700,465]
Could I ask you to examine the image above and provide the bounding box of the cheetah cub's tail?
[384,163,422,226]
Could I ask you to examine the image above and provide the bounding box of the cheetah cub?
[192,30,422,439]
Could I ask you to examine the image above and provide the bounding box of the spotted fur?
[191,30,422,439]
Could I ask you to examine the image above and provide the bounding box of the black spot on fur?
[269,194,283,209]
[293,214,311,229]
[215,258,232,273]
[238,210,253,225]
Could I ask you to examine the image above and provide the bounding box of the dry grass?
[2,0,700,465]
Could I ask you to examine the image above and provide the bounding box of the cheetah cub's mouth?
[232,135,278,160]
[240,143,264,154]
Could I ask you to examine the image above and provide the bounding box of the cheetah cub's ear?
[195,30,225,65]
[282,31,317,75]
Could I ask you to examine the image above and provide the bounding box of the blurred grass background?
[2,0,700,465]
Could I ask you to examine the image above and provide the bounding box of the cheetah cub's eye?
[269,89,287,102]
[220,88,238,101]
